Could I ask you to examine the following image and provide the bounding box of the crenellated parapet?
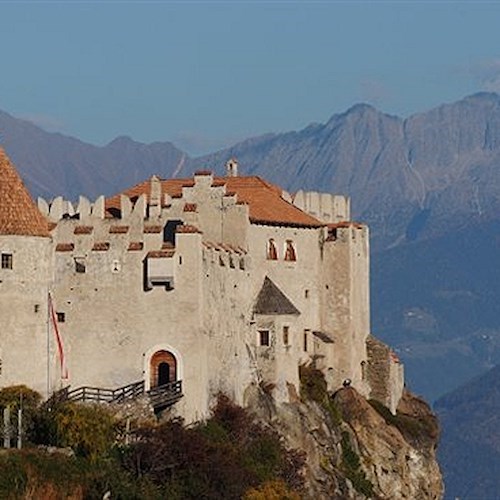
[293,190,350,223]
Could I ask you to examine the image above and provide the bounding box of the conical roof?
[0,147,49,237]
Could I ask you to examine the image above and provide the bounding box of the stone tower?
[0,147,53,396]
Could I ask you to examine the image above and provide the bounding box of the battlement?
[293,190,350,223]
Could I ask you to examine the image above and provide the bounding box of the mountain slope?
[191,93,500,250]
[1,94,499,404]
[0,110,188,201]
[435,364,500,499]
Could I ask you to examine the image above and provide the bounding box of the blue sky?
[1,1,500,154]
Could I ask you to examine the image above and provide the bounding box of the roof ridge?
[0,148,50,237]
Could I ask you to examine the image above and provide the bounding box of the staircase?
[51,380,183,411]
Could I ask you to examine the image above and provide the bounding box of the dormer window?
[1,253,13,269]
[267,239,278,260]
[284,240,296,261]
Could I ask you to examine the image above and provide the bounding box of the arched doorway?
[150,350,177,388]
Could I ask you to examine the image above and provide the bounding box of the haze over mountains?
[2,92,500,498]
[2,92,499,401]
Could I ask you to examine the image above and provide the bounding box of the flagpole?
[47,290,50,399]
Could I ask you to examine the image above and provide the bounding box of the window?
[305,289,309,299]
[56,312,66,323]
[1,253,13,269]
[267,239,278,260]
[74,258,86,274]
[284,240,296,261]
[259,330,270,346]
[303,330,309,352]
[283,326,289,346]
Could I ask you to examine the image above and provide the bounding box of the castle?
[0,148,404,421]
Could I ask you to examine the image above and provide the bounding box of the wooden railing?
[112,380,146,403]
[148,380,183,409]
[51,380,182,410]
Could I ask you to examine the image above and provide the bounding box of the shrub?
[368,398,437,447]
[0,385,42,445]
[43,403,117,461]
[299,364,342,426]
[340,431,374,497]
[243,479,301,500]
[123,395,305,499]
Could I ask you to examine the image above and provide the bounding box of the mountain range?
[1,92,500,497]
[2,92,499,400]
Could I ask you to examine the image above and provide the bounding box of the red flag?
[48,293,69,379]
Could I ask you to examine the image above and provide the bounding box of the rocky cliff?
[248,374,443,499]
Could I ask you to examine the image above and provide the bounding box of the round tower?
[0,147,53,397]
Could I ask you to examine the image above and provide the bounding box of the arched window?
[284,240,297,261]
[267,239,278,260]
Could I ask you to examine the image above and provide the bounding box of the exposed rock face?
[335,388,443,499]
[250,386,443,499]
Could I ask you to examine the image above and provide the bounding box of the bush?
[36,402,118,461]
[368,399,437,447]
[299,364,342,426]
[243,480,301,500]
[340,431,374,497]
[122,395,305,499]
[0,385,42,445]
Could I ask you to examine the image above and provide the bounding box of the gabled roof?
[253,276,300,316]
[106,175,323,228]
[0,148,49,237]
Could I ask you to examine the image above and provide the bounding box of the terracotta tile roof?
[176,224,201,234]
[74,225,93,235]
[224,177,322,227]
[128,242,143,251]
[106,175,323,228]
[55,243,74,252]
[0,148,49,237]
[183,203,197,212]
[144,225,162,234]
[92,242,110,251]
[147,249,175,258]
[48,222,57,232]
[109,225,129,234]
[194,170,213,176]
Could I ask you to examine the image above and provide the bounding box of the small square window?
[1,253,13,269]
[259,330,270,347]
[56,312,66,323]
[75,259,86,273]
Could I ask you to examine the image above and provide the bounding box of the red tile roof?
[74,225,93,235]
[106,175,322,228]
[144,225,162,234]
[183,203,197,212]
[92,242,110,251]
[128,242,143,251]
[109,225,129,234]
[55,243,74,252]
[176,224,201,234]
[147,249,175,258]
[0,148,50,237]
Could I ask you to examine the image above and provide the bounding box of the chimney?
[225,158,239,177]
